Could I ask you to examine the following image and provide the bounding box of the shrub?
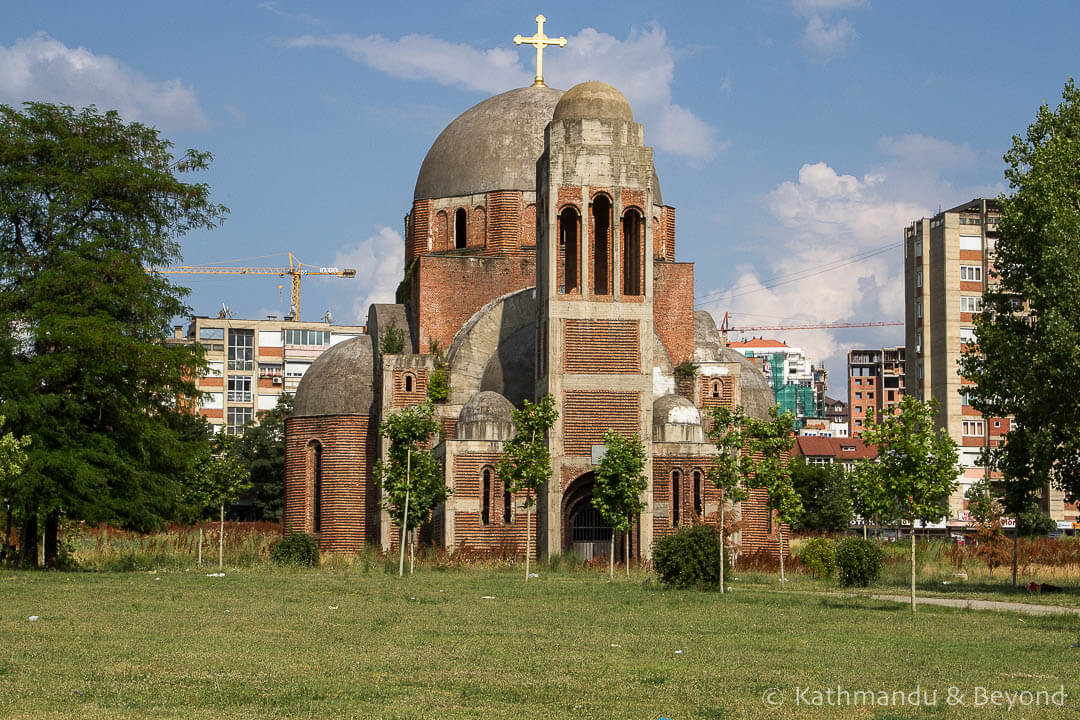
[652,524,726,590]
[427,367,449,403]
[271,533,320,567]
[800,537,836,578]
[835,537,884,587]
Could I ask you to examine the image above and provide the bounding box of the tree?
[706,406,751,594]
[186,434,251,569]
[746,407,801,582]
[373,402,446,576]
[230,394,293,521]
[0,416,31,563]
[959,79,1080,584]
[789,458,854,533]
[857,397,959,612]
[592,430,647,580]
[0,102,227,567]
[496,394,557,582]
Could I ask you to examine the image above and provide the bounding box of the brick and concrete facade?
[283,80,783,556]
[846,345,905,438]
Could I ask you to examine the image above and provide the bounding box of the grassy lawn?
[2,566,1080,719]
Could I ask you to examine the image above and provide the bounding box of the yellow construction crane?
[150,252,357,321]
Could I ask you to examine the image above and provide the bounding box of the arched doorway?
[562,472,617,561]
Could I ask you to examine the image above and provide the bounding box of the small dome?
[693,310,776,421]
[292,335,375,417]
[414,85,563,200]
[458,391,516,441]
[552,81,633,123]
[653,394,702,426]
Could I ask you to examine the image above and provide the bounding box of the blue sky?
[4,1,1078,391]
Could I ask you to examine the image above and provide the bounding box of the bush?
[835,537,884,587]
[271,533,320,567]
[652,524,727,590]
[800,537,836,578]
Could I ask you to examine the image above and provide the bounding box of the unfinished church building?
[284,79,782,560]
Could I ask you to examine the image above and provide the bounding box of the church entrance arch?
[562,472,617,561]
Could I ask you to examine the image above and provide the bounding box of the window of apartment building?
[915,238,923,255]
[916,269,923,288]
[855,419,862,427]
[960,296,982,313]
[285,362,310,378]
[855,406,862,413]
[854,378,861,385]
[200,327,224,341]
[205,361,224,377]
[960,327,977,345]
[961,391,972,406]
[994,420,1001,428]
[867,392,874,399]
[228,329,254,371]
[962,420,985,436]
[854,392,862,399]
[258,362,283,378]
[888,390,895,401]
[226,406,253,435]
[916,298,923,318]
[808,457,831,466]
[227,375,252,403]
[284,329,331,346]
[960,265,982,282]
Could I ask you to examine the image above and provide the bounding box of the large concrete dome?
[552,81,633,123]
[292,335,375,417]
[413,85,563,200]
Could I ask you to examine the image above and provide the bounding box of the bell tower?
[535,82,661,558]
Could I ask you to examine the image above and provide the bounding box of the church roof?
[413,85,563,201]
[552,81,633,123]
[413,83,662,204]
[292,335,375,417]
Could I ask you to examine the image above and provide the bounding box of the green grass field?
[3,566,1079,719]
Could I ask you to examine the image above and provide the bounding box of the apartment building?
[728,337,819,428]
[173,315,366,434]
[903,198,1077,532]
[846,346,905,438]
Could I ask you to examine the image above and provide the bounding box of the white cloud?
[699,135,993,382]
[801,15,857,59]
[287,33,526,94]
[332,226,403,323]
[0,33,206,128]
[288,23,721,160]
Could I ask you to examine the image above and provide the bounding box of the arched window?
[711,381,720,398]
[502,485,512,524]
[404,373,414,393]
[621,209,643,295]
[481,467,492,525]
[308,440,323,533]
[591,195,611,295]
[671,469,681,527]
[559,206,579,293]
[693,469,703,517]
[455,208,467,249]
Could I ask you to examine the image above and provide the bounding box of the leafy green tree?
[706,406,751,594]
[230,393,293,521]
[0,102,227,567]
[592,430,647,580]
[745,407,801,582]
[0,416,31,563]
[857,398,959,612]
[186,434,251,569]
[789,458,854,533]
[379,321,406,354]
[496,394,558,582]
[374,402,446,576]
[959,79,1080,584]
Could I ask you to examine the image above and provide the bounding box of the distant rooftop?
[728,338,789,349]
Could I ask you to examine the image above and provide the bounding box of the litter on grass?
[28,616,39,622]
[205,572,225,577]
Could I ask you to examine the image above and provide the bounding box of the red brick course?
[653,262,695,365]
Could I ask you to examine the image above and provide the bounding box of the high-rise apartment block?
[846,346,905,438]
[903,198,1077,531]
[171,316,366,434]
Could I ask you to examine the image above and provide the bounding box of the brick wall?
[284,415,378,551]
[653,262,695,364]
[652,457,720,541]
[413,254,536,351]
[562,391,640,456]
[661,206,676,260]
[391,368,429,408]
[487,190,523,254]
[563,319,640,374]
[407,199,433,262]
[451,453,535,558]
[521,204,536,248]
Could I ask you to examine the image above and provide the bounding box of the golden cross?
[514,14,566,88]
